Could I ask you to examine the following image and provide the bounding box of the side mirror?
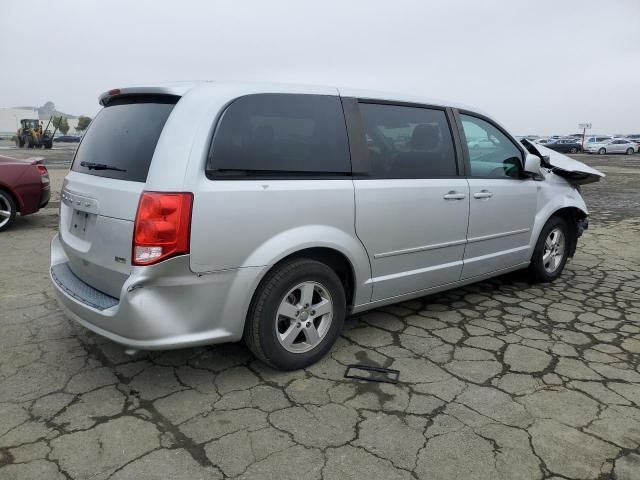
[524,154,541,175]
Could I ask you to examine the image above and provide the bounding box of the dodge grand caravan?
[50,82,603,370]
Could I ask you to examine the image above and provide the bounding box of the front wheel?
[528,216,570,283]
[598,148,606,155]
[244,258,346,370]
[626,148,634,155]
[569,147,578,154]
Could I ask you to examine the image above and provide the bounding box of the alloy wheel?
[275,281,333,353]
[542,227,565,274]
[0,192,14,229]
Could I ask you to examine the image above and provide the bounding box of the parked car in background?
[545,138,582,154]
[535,138,552,144]
[623,138,640,152]
[584,138,638,155]
[54,135,81,143]
[0,155,50,231]
[583,135,613,148]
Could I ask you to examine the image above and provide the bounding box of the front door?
[457,113,537,279]
[351,102,469,301]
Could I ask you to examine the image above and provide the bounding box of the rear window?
[207,94,351,177]
[71,95,177,182]
[359,102,457,178]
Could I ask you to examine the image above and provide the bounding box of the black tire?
[0,189,17,232]
[44,141,53,150]
[528,216,570,283]
[27,136,35,149]
[569,147,578,154]
[598,148,606,155]
[18,136,25,148]
[244,258,346,370]
[626,148,634,155]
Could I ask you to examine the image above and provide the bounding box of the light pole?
[578,123,592,150]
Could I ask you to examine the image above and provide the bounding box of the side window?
[358,103,457,178]
[460,114,523,179]
[208,94,350,177]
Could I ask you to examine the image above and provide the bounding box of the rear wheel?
[569,147,578,154]
[528,216,569,283]
[598,148,606,155]
[244,258,346,370]
[626,148,634,155]
[0,190,17,232]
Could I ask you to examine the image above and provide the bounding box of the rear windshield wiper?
[80,161,127,172]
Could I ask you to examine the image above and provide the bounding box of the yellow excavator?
[15,117,60,149]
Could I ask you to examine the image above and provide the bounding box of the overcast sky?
[1,0,639,134]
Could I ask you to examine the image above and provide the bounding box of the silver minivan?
[50,82,603,370]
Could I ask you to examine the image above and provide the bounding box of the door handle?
[473,190,493,199]
[443,191,467,200]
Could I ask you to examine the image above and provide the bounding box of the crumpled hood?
[522,140,604,185]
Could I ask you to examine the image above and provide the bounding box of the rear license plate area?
[70,209,91,239]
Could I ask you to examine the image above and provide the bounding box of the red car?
[0,155,50,231]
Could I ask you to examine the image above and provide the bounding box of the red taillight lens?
[36,165,49,184]
[132,192,193,266]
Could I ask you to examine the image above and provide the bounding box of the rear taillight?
[132,192,193,266]
[37,165,49,185]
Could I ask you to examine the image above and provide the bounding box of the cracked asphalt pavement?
[1,152,639,479]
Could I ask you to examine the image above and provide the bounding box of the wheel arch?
[0,183,22,213]
[533,205,588,260]
[239,224,372,306]
[251,246,361,310]
[549,206,588,258]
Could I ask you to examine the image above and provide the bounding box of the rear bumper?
[39,185,50,208]
[16,184,50,216]
[50,234,261,350]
